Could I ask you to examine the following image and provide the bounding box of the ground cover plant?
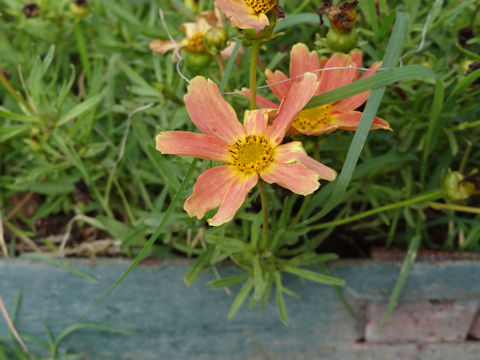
[1,0,480,340]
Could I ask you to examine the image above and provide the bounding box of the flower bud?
[326,28,358,53]
[184,51,212,68]
[203,26,228,53]
[442,170,480,203]
[184,0,198,13]
[70,0,90,20]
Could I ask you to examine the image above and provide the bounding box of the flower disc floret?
[229,135,274,175]
[293,105,333,133]
[185,32,206,52]
[245,0,275,14]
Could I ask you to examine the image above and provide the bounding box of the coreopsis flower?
[249,43,391,136]
[156,75,337,226]
[149,11,223,60]
[214,0,280,34]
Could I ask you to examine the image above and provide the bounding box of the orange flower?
[156,75,336,226]
[250,43,391,135]
[215,0,278,34]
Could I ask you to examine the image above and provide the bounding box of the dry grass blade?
[0,296,29,353]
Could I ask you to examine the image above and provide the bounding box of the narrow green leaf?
[306,65,433,109]
[57,92,104,127]
[20,253,98,283]
[359,0,380,38]
[220,40,241,92]
[228,278,254,319]
[274,272,290,325]
[85,159,199,313]
[184,247,215,287]
[205,235,246,248]
[305,11,410,223]
[0,107,40,123]
[252,255,264,301]
[274,13,319,32]
[379,235,421,331]
[54,323,135,349]
[445,68,480,106]
[283,265,345,286]
[208,273,249,290]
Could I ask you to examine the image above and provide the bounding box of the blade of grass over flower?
[305,65,433,109]
[85,158,199,313]
[274,13,319,32]
[304,11,410,224]
[379,234,421,332]
[220,40,241,93]
[19,253,98,283]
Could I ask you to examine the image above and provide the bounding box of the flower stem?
[309,189,443,231]
[258,181,269,248]
[0,70,34,113]
[249,41,260,110]
[429,202,480,214]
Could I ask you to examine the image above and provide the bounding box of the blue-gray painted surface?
[0,259,479,359]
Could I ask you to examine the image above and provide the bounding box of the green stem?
[429,202,480,214]
[450,120,480,132]
[0,70,34,113]
[309,189,443,231]
[73,21,92,84]
[249,41,260,110]
[258,181,269,248]
[289,195,310,229]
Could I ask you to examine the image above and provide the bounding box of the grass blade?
[274,272,289,325]
[85,158,199,313]
[227,278,253,319]
[304,11,410,224]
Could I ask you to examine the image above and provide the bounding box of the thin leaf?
[57,92,105,127]
[184,247,214,287]
[274,272,289,325]
[20,253,98,283]
[208,273,249,290]
[54,323,135,349]
[379,235,421,331]
[252,255,264,301]
[227,278,254,319]
[283,265,345,286]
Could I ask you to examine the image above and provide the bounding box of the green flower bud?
[203,27,228,53]
[184,0,198,13]
[70,0,90,20]
[184,51,212,68]
[441,170,480,203]
[326,28,358,53]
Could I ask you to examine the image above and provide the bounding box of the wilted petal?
[330,111,391,131]
[149,39,178,54]
[267,72,318,145]
[290,43,320,79]
[261,163,319,195]
[156,131,230,162]
[208,171,258,226]
[184,77,245,144]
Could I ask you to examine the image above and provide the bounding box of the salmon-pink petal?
[265,69,290,100]
[334,62,381,112]
[274,142,337,181]
[149,39,178,54]
[214,0,270,34]
[180,22,199,38]
[184,77,245,144]
[316,53,359,95]
[244,109,269,136]
[267,72,318,146]
[289,43,320,79]
[261,163,319,195]
[184,166,237,220]
[208,171,258,226]
[319,56,328,69]
[156,131,230,162]
[241,88,280,109]
[330,111,391,131]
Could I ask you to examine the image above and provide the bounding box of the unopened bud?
[326,28,358,53]
[203,27,228,53]
[184,51,212,68]
[70,0,90,20]
[442,170,480,203]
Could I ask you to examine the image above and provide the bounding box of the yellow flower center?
[244,0,276,14]
[229,135,274,175]
[292,104,333,132]
[185,32,206,52]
